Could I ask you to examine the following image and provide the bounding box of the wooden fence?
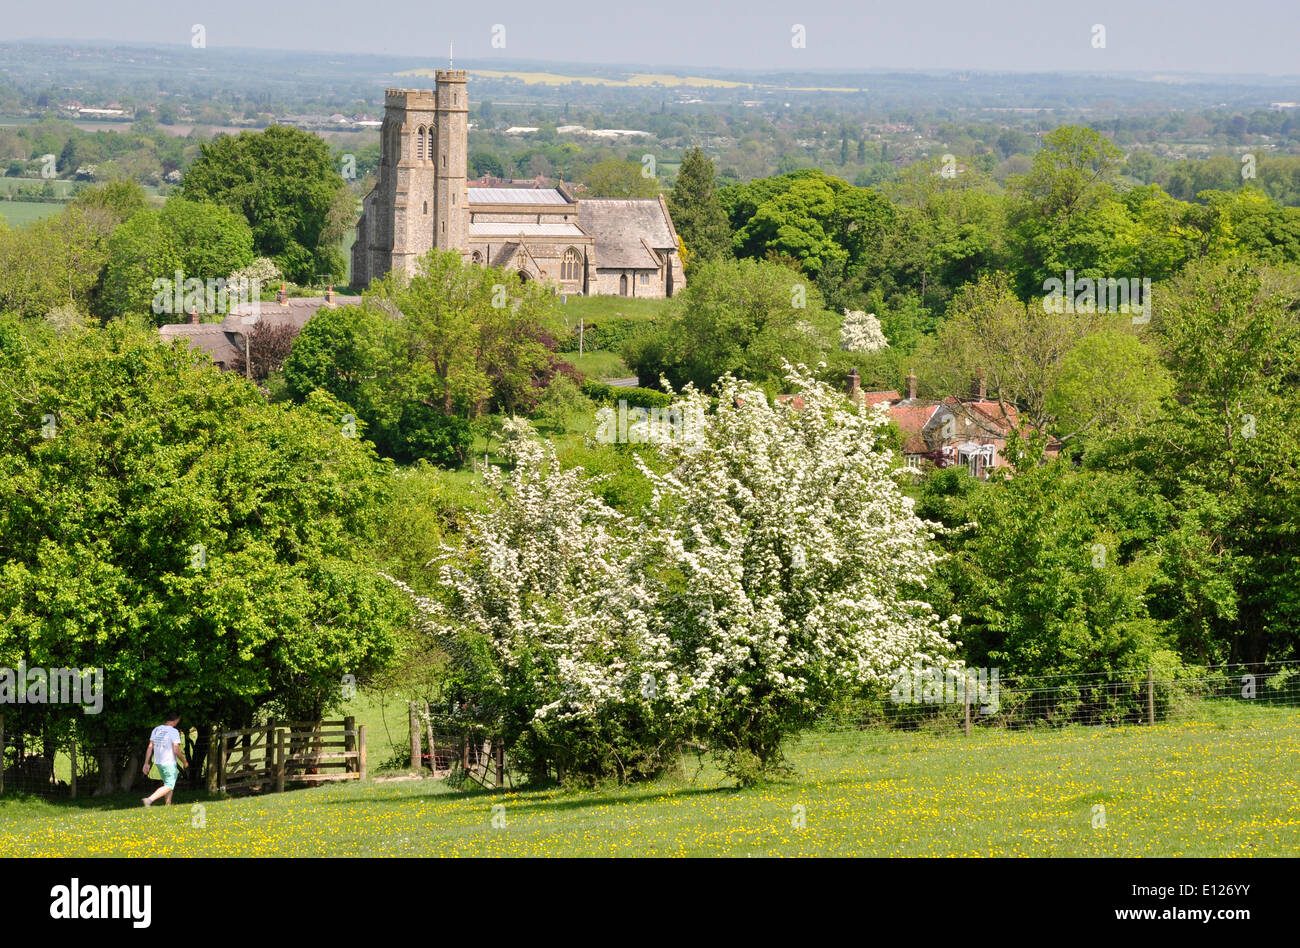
[210,717,366,796]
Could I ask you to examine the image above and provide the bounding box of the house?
[158,286,338,371]
[849,368,1035,480]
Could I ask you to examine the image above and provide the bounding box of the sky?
[5,0,1297,75]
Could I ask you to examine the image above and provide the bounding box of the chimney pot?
[973,370,986,400]
[325,285,334,304]
[847,367,860,399]
[276,283,287,305]
[906,370,918,401]
[188,306,199,325]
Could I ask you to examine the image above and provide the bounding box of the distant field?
[0,177,79,198]
[0,200,62,226]
[399,69,865,93]
[4,703,1297,857]
[399,68,753,89]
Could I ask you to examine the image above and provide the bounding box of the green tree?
[0,317,408,792]
[916,272,1097,427]
[284,250,562,465]
[470,151,505,179]
[917,461,1173,682]
[1045,329,1173,445]
[624,257,837,392]
[0,205,114,318]
[583,157,659,198]
[181,125,349,284]
[99,198,254,321]
[667,147,732,270]
[1094,259,1300,663]
[1006,126,1134,297]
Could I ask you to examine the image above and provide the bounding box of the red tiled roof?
[888,402,939,454]
[861,390,899,407]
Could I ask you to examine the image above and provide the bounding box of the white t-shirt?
[150,725,181,766]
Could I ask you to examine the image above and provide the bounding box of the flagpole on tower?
[449,42,454,68]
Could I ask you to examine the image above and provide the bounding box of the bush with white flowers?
[390,418,679,782]
[393,370,957,784]
[633,366,956,780]
[840,309,889,353]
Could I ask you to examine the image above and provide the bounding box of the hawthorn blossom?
[840,309,889,353]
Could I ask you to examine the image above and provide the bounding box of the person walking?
[141,711,188,807]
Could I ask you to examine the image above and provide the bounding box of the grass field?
[0,200,63,226]
[0,177,80,198]
[569,351,631,378]
[3,703,1296,857]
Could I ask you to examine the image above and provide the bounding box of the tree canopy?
[181,125,351,284]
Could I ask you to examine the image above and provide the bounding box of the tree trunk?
[189,730,210,790]
[118,747,142,793]
[94,745,117,796]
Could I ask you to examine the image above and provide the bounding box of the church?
[351,71,686,297]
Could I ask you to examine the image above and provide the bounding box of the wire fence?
[4,662,1297,797]
[813,660,1300,737]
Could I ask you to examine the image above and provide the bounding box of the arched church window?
[561,248,581,281]
[416,126,425,160]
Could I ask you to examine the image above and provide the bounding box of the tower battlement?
[384,88,437,108]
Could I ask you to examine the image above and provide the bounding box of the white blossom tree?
[840,308,889,353]
[633,365,956,780]
[388,418,679,781]
[391,372,958,784]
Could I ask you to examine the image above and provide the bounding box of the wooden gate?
[275,719,365,789]
[210,718,366,795]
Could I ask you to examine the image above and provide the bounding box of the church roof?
[470,222,586,238]
[578,198,677,269]
[468,188,572,205]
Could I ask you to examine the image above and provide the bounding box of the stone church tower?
[352,71,468,285]
[352,72,684,298]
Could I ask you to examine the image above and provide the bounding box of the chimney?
[906,370,918,400]
[188,306,199,325]
[972,369,986,400]
[325,285,335,305]
[277,283,287,305]
[847,367,860,400]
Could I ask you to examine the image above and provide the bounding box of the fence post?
[69,736,77,799]
[265,725,274,785]
[495,739,504,787]
[423,702,435,774]
[206,727,218,793]
[344,715,356,774]
[357,725,367,781]
[218,733,228,792]
[964,680,972,738]
[1147,668,1156,725]
[409,702,421,772]
[275,730,286,793]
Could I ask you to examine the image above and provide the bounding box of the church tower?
[432,70,469,253]
[368,88,438,280]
